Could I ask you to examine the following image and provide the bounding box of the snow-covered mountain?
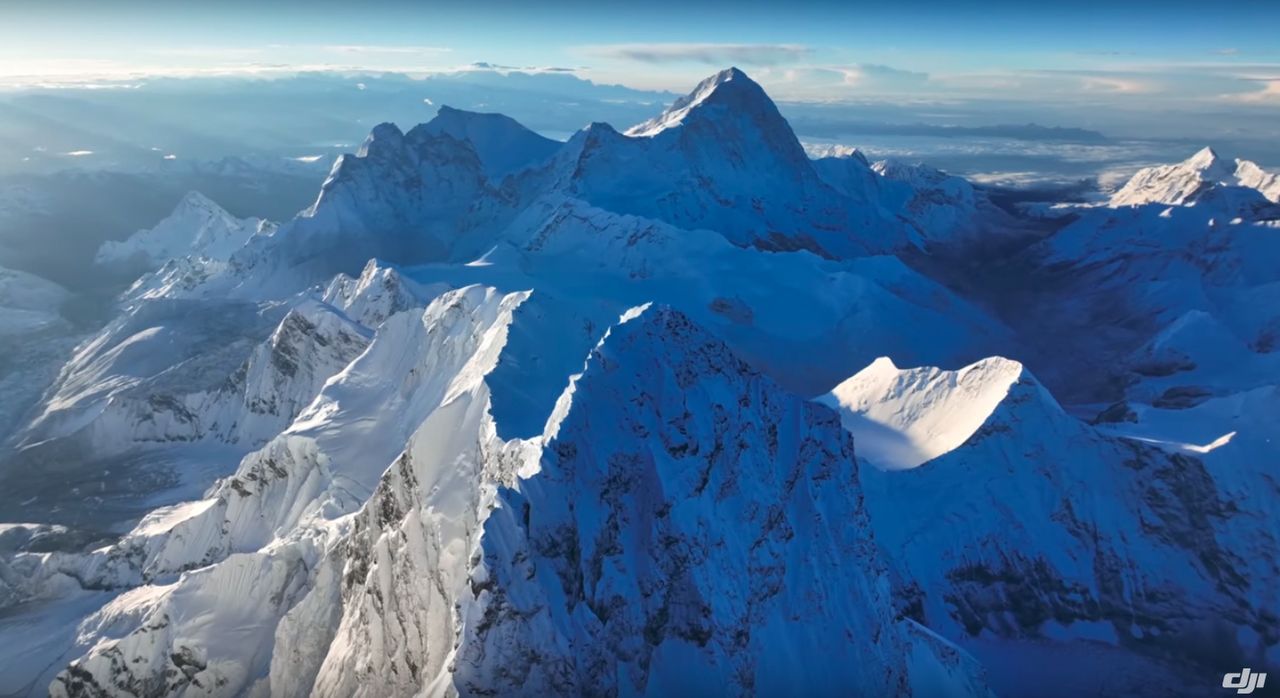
[2,68,1277,697]
[95,191,274,269]
[1109,146,1280,207]
[212,66,920,299]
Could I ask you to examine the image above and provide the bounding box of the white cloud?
[578,43,812,66]
[1225,78,1280,103]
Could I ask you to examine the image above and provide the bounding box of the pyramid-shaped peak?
[1179,146,1235,179]
[175,190,220,210]
[167,190,232,221]
[710,66,750,84]
[1186,146,1222,168]
[625,67,778,138]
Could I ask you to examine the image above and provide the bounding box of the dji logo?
[1223,668,1267,695]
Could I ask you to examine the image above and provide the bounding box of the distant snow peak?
[95,190,271,269]
[1110,146,1280,207]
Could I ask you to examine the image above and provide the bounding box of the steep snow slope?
[1110,147,1280,207]
[827,357,1279,678]
[16,298,284,453]
[809,146,883,208]
[0,266,77,458]
[96,191,274,268]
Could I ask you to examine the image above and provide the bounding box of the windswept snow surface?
[819,356,1026,470]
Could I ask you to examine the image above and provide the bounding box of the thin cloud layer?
[579,43,812,66]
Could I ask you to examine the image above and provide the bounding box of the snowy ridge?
[820,356,1026,470]
[420,194,1009,395]
[321,258,444,329]
[96,191,274,269]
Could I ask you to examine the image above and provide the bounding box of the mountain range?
[0,67,1277,697]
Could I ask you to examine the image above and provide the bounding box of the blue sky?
[1,0,1278,107]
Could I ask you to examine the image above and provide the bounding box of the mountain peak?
[414,105,559,177]
[174,190,221,214]
[1186,145,1223,169]
[1181,146,1237,181]
[356,122,406,158]
[1109,146,1244,207]
[624,66,775,138]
